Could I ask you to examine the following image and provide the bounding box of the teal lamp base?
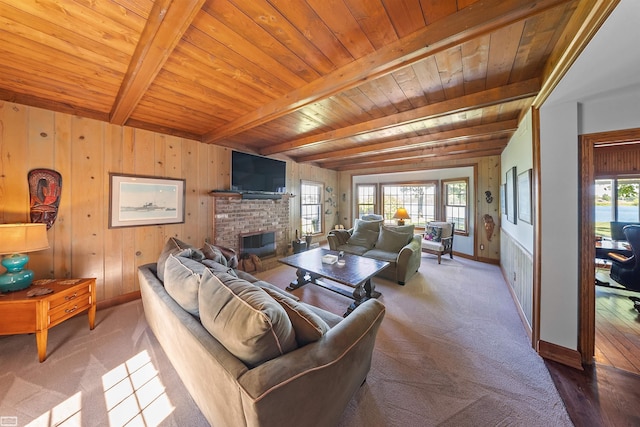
[0,253,34,293]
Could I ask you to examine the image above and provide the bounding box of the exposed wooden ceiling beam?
[296,120,518,163]
[262,79,537,156]
[321,139,508,170]
[332,146,507,171]
[202,0,571,145]
[110,0,206,125]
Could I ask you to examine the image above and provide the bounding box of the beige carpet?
[0,255,572,426]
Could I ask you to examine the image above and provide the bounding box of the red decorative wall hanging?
[28,168,62,229]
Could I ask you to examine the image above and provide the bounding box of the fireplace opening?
[240,231,276,259]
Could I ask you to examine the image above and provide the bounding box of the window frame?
[442,178,469,235]
[355,184,378,218]
[379,181,437,228]
[300,180,324,236]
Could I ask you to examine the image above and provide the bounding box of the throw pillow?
[376,226,413,253]
[157,237,204,282]
[201,242,227,267]
[198,269,297,368]
[353,218,384,233]
[424,226,443,242]
[203,242,239,269]
[347,228,379,249]
[163,254,207,317]
[262,287,330,346]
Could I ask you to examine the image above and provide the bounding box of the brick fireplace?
[212,194,291,270]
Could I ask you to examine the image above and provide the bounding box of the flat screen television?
[231,151,286,194]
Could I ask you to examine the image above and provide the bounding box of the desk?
[596,240,632,260]
[0,278,96,362]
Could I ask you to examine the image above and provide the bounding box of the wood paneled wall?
[0,100,337,303]
[594,143,640,175]
[337,156,502,262]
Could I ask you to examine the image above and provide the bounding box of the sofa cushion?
[353,218,384,233]
[202,258,238,277]
[198,269,297,368]
[164,254,207,317]
[363,248,398,264]
[360,214,384,221]
[347,228,379,249]
[262,287,330,346]
[375,226,413,253]
[253,280,300,301]
[424,225,443,242]
[157,237,204,282]
[336,243,369,256]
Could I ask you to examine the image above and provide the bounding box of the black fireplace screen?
[240,231,276,258]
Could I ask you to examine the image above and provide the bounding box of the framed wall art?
[506,166,517,224]
[109,173,185,228]
[517,169,532,224]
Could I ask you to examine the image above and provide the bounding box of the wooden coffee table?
[279,248,389,316]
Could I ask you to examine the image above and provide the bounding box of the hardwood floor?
[594,269,640,376]
[549,273,640,426]
[546,360,640,427]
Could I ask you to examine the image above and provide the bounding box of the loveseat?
[327,218,421,285]
[138,237,386,427]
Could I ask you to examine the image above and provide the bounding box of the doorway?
[579,128,640,374]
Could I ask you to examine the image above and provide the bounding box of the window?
[301,181,323,235]
[595,177,640,238]
[381,183,436,227]
[356,184,377,217]
[443,179,468,233]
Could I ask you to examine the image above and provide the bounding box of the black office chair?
[608,225,640,312]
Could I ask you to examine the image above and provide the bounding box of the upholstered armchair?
[421,222,455,264]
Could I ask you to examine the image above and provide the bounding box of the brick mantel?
[212,195,291,269]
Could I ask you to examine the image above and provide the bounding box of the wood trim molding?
[539,340,584,371]
[533,0,620,108]
[97,291,141,311]
[531,106,542,351]
[578,127,640,366]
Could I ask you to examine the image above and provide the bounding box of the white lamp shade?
[0,223,50,255]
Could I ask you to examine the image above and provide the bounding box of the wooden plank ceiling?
[0,0,588,171]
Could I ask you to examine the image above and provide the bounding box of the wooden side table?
[0,278,96,362]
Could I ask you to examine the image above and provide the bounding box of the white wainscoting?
[500,230,533,333]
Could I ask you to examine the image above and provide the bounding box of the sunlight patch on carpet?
[102,350,174,426]
[25,392,81,427]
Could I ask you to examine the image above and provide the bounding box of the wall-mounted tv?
[231,151,286,194]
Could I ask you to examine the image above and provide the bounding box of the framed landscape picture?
[506,166,517,224]
[518,169,532,224]
[109,173,185,228]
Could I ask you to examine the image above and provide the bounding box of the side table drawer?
[48,285,91,310]
[48,294,91,327]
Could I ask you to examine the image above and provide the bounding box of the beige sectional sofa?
[327,218,422,285]
[138,238,386,427]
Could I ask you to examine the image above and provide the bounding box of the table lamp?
[0,223,49,292]
[393,208,411,226]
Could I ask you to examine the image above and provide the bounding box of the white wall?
[352,167,475,255]
[533,0,640,350]
[501,109,534,254]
